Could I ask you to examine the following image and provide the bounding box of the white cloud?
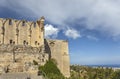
[64,28,81,39]
[45,24,80,39]
[44,24,59,39]
[1,0,120,38]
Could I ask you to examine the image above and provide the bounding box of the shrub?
[39,59,65,79]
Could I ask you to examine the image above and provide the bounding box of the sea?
[82,65,120,70]
[86,64,120,68]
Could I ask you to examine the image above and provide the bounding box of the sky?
[0,0,120,65]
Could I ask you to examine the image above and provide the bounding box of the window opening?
[13,41,15,44]
[35,41,37,45]
[22,21,25,26]
[9,19,12,25]
[10,40,13,44]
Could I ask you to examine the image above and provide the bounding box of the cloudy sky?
[1,0,120,65]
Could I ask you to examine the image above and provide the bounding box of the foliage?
[39,59,65,79]
[112,70,120,79]
[69,65,120,79]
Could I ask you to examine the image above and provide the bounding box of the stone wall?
[0,44,48,74]
[0,72,43,79]
[45,39,70,77]
[0,17,44,47]
[0,17,70,78]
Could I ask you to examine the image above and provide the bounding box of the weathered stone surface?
[0,17,70,78]
[0,17,44,47]
[0,72,43,79]
[0,44,48,74]
[45,39,70,77]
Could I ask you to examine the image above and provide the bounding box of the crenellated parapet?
[0,17,45,47]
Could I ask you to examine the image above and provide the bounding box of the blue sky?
[1,0,120,65]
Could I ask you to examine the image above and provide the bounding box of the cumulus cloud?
[64,28,81,39]
[1,0,120,38]
[44,24,59,39]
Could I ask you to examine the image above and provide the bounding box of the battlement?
[0,17,45,47]
[0,17,45,26]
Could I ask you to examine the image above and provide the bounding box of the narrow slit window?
[9,19,12,25]
[22,21,26,26]
[35,41,37,45]
[10,40,13,44]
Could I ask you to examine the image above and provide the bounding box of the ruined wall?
[18,21,30,45]
[0,17,70,78]
[4,19,16,44]
[45,39,70,77]
[0,44,48,74]
[0,17,44,47]
[36,17,44,47]
[30,19,44,47]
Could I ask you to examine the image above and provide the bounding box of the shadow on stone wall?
[44,39,51,59]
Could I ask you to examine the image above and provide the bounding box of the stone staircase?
[0,72,43,79]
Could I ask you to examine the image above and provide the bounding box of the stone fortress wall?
[0,17,70,78]
[45,39,70,77]
[0,17,44,47]
[0,44,48,73]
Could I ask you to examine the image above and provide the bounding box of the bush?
[39,59,65,79]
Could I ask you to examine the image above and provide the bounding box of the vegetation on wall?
[39,59,65,79]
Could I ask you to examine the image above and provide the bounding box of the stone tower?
[44,39,70,77]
